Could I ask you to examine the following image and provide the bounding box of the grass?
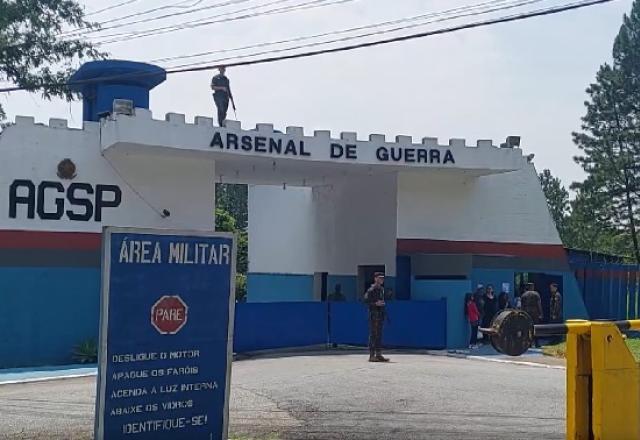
[542,338,640,361]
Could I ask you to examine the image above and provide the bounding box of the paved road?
[0,352,565,440]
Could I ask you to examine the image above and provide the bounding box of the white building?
[0,60,586,367]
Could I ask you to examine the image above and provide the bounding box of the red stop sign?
[151,295,188,335]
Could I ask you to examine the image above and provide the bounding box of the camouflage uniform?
[364,284,386,359]
[521,289,543,324]
[550,291,563,323]
[521,289,543,347]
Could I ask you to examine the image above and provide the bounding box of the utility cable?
[88,0,356,44]
[149,0,515,64]
[160,0,546,69]
[0,0,614,94]
[63,0,252,36]
[86,0,145,16]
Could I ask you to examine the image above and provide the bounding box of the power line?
[150,0,514,64]
[98,0,209,24]
[161,0,613,70]
[0,0,614,94]
[88,0,355,44]
[86,0,146,16]
[164,0,546,69]
[157,0,541,68]
[63,0,252,36]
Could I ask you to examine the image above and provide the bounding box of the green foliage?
[216,183,248,229]
[0,0,104,119]
[72,338,98,364]
[236,230,248,274]
[543,338,640,361]
[539,169,569,236]
[215,207,237,232]
[539,168,632,259]
[215,183,248,275]
[571,0,640,263]
[564,183,633,258]
[235,273,247,302]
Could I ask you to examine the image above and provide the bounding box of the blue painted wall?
[234,302,328,352]
[247,273,314,302]
[248,273,397,302]
[562,272,589,319]
[0,267,100,368]
[410,279,471,348]
[327,275,358,301]
[395,256,411,300]
[330,300,446,349]
[470,268,514,295]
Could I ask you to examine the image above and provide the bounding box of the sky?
[1,0,634,188]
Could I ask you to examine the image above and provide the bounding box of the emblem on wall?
[57,158,77,180]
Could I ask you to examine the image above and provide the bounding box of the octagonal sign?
[151,295,189,335]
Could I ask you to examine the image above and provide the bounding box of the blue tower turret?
[69,60,166,122]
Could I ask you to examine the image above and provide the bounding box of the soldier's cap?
[374,272,385,278]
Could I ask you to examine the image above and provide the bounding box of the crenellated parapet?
[6,110,530,179]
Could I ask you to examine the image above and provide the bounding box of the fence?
[572,263,640,320]
[233,299,447,353]
[568,250,640,320]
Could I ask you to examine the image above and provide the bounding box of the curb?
[431,349,566,370]
[467,355,566,369]
[0,371,97,386]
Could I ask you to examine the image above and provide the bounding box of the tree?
[572,0,640,264]
[215,183,247,230]
[215,207,237,232]
[215,206,248,301]
[539,169,569,237]
[0,0,102,120]
[215,207,248,274]
[563,183,631,258]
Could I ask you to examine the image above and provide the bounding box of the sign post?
[95,227,235,440]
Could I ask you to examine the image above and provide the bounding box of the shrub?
[72,338,98,364]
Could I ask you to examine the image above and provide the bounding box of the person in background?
[364,272,389,362]
[464,293,480,349]
[473,284,485,338]
[549,283,562,323]
[498,291,512,310]
[385,288,395,301]
[549,282,563,344]
[514,292,522,309]
[328,284,346,301]
[521,282,544,348]
[482,284,498,342]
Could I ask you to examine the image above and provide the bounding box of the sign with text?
[95,227,235,440]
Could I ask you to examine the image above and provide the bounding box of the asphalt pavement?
[0,351,565,440]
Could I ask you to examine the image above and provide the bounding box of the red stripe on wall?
[0,230,101,250]
[397,238,566,259]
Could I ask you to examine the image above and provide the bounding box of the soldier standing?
[211,66,235,127]
[364,272,389,363]
[521,282,543,347]
[549,283,563,343]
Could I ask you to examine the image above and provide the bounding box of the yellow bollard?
[565,320,592,440]
[590,322,640,440]
[563,320,640,439]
